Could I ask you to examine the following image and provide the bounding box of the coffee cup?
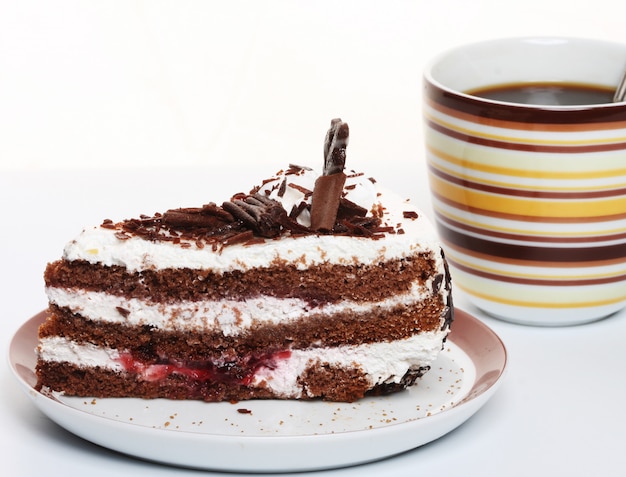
[423,37,626,326]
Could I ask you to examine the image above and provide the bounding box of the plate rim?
[8,308,507,471]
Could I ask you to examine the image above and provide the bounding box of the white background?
[2,0,625,174]
[1,1,626,476]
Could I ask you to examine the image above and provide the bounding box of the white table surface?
[2,166,625,477]
[2,1,626,475]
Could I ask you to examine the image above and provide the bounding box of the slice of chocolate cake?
[36,119,453,403]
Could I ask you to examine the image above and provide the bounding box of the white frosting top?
[62,166,443,273]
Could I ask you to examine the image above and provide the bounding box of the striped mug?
[423,37,626,326]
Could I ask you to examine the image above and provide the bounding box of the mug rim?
[423,36,626,122]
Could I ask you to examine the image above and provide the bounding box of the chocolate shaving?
[163,210,226,229]
[323,118,349,175]
[277,179,287,197]
[336,197,368,220]
[289,201,309,221]
[286,164,313,175]
[223,194,286,238]
[116,306,130,318]
[310,118,350,231]
[222,230,255,246]
[310,173,346,231]
[161,203,235,229]
[111,205,248,249]
[222,193,308,238]
[288,183,314,197]
[331,215,382,236]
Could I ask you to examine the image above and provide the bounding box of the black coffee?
[467,82,614,106]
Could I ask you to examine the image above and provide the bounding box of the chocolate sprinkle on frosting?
[222,193,306,238]
[104,119,387,247]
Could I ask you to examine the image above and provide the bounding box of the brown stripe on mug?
[434,211,626,244]
[425,96,626,132]
[428,164,626,199]
[431,190,626,223]
[437,222,626,263]
[443,238,626,269]
[445,255,626,286]
[426,119,626,153]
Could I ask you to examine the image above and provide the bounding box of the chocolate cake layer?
[36,360,428,402]
[40,298,446,359]
[44,253,442,305]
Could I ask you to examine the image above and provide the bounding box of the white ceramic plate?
[9,309,506,472]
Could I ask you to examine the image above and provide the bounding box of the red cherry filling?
[116,349,292,386]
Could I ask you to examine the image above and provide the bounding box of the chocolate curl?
[323,118,349,175]
[310,119,349,231]
[310,173,347,231]
[222,194,286,238]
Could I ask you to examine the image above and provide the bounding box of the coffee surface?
[467,82,614,106]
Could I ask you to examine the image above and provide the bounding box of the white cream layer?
[37,330,447,398]
[61,167,444,274]
[46,276,436,335]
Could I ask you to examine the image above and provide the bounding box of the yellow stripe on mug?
[429,173,626,219]
[426,143,626,184]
